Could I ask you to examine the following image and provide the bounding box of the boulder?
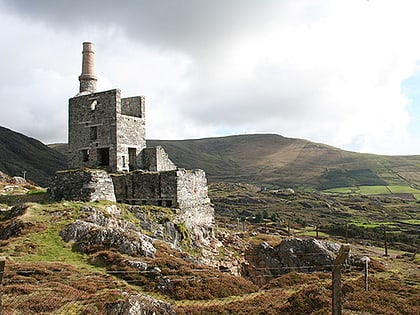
[60,206,156,257]
[105,293,176,315]
[244,238,341,285]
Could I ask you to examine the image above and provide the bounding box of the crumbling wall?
[117,96,146,171]
[140,146,177,172]
[69,90,146,173]
[49,168,215,246]
[121,96,144,118]
[175,169,215,246]
[48,169,116,202]
[111,170,177,207]
[68,89,120,171]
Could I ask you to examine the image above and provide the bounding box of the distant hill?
[0,126,67,186]
[148,134,420,190]
[7,129,420,190]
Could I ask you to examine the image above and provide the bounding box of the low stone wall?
[139,146,177,172]
[111,170,177,206]
[175,169,215,246]
[48,168,215,246]
[48,169,116,202]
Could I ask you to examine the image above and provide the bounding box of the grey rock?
[60,206,156,257]
[105,293,176,315]
[245,238,341,285]
[125,260,148,271]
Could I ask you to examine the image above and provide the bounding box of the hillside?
[3,127,420,190]
[148,134,420,190]
[0,174,418,314]
[0,126,67,186]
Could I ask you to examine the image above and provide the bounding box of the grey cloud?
[1,0,283,56]
[178,61,327,128]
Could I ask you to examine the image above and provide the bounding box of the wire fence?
[1,257,417,315]
[0,263,336,315]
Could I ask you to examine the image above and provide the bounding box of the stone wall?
[121,96,144,118]
[49,168,214,246]
[68,89,120,171]
[111,170,177,207]
[117,96,146,171]
[68,89,146,173]
[140,146,177,172]
[175,169,214,246]
[48,169,116,202]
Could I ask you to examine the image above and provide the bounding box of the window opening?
[97,147,110,166]
[81,149,89,162]
[128,148,136,171]
[90,126,98,141]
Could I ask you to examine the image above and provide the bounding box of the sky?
[1,0,420,155]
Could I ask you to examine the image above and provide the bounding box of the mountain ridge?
[2,125,420,190]
[0,126,67,186]
[147,134,420,189]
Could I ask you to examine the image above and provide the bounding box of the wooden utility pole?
[384,225,389,256]
[332,245,350,315]
[0,257,5,315]
[315,222,319,238]
[288,218,291,236]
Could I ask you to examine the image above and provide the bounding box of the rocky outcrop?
[60,206,155,257]
[128,206,182,248]
[0,170,10,182]
[105,293,176,315]
[244,238,341,285]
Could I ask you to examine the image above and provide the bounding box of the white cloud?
[1,0,420,154]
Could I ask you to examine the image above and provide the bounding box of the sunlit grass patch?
[387,185,420,193]
[357,186,391,194]
[322,186,356,193]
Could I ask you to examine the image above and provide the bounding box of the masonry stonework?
[68,89,146,172]
[49,42,215,246]
[48,169,116,202]
[140,146,177,172]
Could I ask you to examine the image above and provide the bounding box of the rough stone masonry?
[48,42,215,246]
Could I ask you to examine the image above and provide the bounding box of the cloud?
[1,0,420,154]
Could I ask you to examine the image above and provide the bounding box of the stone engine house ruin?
[68,42,147,172]
[49,42,215,244]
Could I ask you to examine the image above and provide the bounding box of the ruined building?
[68,42,147,172]
[49,42,214,245]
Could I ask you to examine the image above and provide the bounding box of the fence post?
[360,256,370,291]
[332,245,350,315]
[0,257,5,315]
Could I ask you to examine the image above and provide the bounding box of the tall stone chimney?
[78,42,97,93]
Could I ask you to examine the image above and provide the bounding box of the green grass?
[299,231,329,238]
[358,186,391,194]
[399,219,420,225]
[21,226,83,261]
[322,187,356,193]
[349,220,398,229]
[26,188,47,195]
[387,185,420,193]
[323,184,420,198]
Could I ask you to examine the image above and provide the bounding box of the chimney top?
[78,41,97,93]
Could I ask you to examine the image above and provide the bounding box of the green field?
[323,184,420,199]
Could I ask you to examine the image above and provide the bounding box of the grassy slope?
[148,134,420,190]
[32,132,420,190]
[1,181,419,314]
